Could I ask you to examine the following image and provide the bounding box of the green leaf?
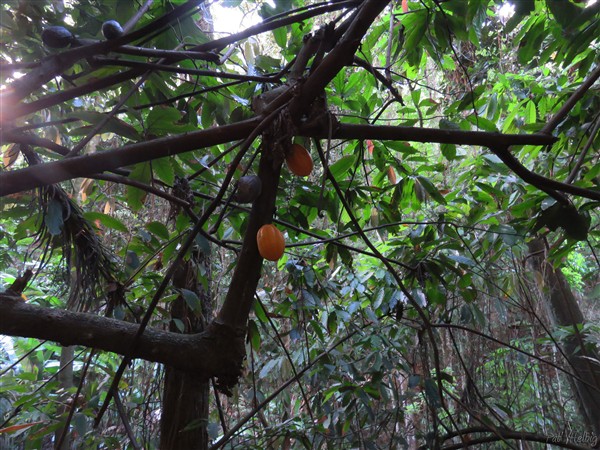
[69,111,141,141]
[84,212,128,232]
[424,378,442,407]
[441,143,457,160]
[546,0,584,29]
[125,250,140,269]
[329,155,357,179]
[146,107,195,136]
[247,319,261,351]
[439,118,461,131]
[466,115,499,132]
[403,10,429,52]
[152,157,175,185]
[416,176,447,205]
[172,318,185,333]
[44,199,64,236]
[505,0,535,32]
[146,221,169,240]
[127,162,152,211]
[525,101,536,124]
[253,300,268,323]
[517,17,546,65]
[255,54,281,71]
[181,289,201,314]
[446,253,475,267]
[272,27,287,48]
[408,375,421,388]
[489,224,520,246]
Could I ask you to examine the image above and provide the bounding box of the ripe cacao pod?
[286,143,313,177]
[256,224,285,261]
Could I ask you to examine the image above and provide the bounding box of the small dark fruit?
[102,20,124,39]
[233,175,262,203]
[41,26,74,48]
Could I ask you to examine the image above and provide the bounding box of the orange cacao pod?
[286,144,313,177]
[256,224,285,261]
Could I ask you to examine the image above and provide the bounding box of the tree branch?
[0,294,243,378]
[288,0,392,119]
[0,118,260,196]
[542,64,600,135]
[490,145,600,201]
[0,119,556,197]
[0,0,206,106]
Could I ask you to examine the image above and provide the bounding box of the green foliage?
[1,0,599,448]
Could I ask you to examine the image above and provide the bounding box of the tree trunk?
[528,238,600,434]
[160,247,212,450]
[54,346,74,450]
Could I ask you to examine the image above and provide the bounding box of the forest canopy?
[0,0,599,448]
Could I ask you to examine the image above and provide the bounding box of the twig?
[123,0,155,34]
[114,391,143,450]
[209,328,361,450]
[115,45,219,62]
[94,57,283,83]
[566,115,600,184]
[55,350,94,450]
[542,64,600,135]
[354,56,404,105]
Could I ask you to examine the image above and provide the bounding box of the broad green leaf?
[44,199,64,236]
[441,143,457,160]
[424,378,442,407]
[146,107,195,136]
[546,0,584,29]
[466,115,499,132]
[329,155,357,179]
[68,111,141,141]
[84,212,128,232]
[127,162,152,211]
[152,157,175,185]
[125,250,140,269]
[181,289,201,314]
[247,319,261,351]
[272,27,287,48]
[416,176,447,205]
[146,221,169,240]
[403,10,429,52]
[446,253,475,267]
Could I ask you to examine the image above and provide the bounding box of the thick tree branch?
[0,294,243,377]
[288,0,391,119]
[490,145,600,202]
[0,120,556,197]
